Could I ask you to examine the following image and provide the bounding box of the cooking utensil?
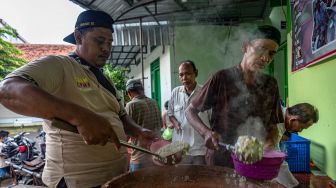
[218,141,235,152]
[119,140,163,160]
[102,165,282,188]
[150,140,189,166]
[51,119,173,164]
[218,135,263,164]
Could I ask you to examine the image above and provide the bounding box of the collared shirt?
[6,55,128,188]
[125,95,162,164]
[167,84,211,156]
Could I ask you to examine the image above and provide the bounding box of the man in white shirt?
[168,60,211,165]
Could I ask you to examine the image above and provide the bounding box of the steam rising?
[172,23,275,144]
[237,117,267,143]
[232,75,268,143]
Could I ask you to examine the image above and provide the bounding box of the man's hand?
[263,140,273,151]
[281,131,291,141]
[137,128,158,148]
[76,114,120,148]
[169,116,182,134]
[173,122,182,134]
[204,130,219,150]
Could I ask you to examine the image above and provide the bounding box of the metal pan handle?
[51,118,162,158]
[218,142,235,152]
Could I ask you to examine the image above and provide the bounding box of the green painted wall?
[172,25,234,87]
[171,24,263,88]
[286,0,336,179]
[287,56,336,179]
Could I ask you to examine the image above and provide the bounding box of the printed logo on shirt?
[74,76,91,89]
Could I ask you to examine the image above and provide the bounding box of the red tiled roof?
[15,44,76,62]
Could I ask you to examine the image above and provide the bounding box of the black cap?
[63,10,114,44]
[250,25,281,45]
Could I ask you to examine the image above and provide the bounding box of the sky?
[0,0,84,44]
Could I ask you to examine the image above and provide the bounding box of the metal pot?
[102,165,283,188]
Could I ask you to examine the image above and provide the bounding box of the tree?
[104,65,129,91]
[0,26,27,80]
[104,65,129,102]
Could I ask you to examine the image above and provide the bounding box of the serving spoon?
[50,119,180,165]
[218,135,264,164]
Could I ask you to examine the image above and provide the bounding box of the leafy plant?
[104,65,130,102]
[104,65,129,91]
[0,26,27,80]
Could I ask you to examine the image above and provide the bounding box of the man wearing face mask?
[186,25,284,168]
[0,10,156,188]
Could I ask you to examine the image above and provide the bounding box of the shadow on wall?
[310,141,327,172]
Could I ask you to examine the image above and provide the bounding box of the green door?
[150,59,161,110]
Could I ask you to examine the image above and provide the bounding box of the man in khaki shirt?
[0,10,155,188]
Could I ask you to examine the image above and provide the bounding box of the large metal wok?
[102,165,284,188]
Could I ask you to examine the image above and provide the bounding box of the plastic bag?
[274,161,299,188]
[162,127,173,141]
